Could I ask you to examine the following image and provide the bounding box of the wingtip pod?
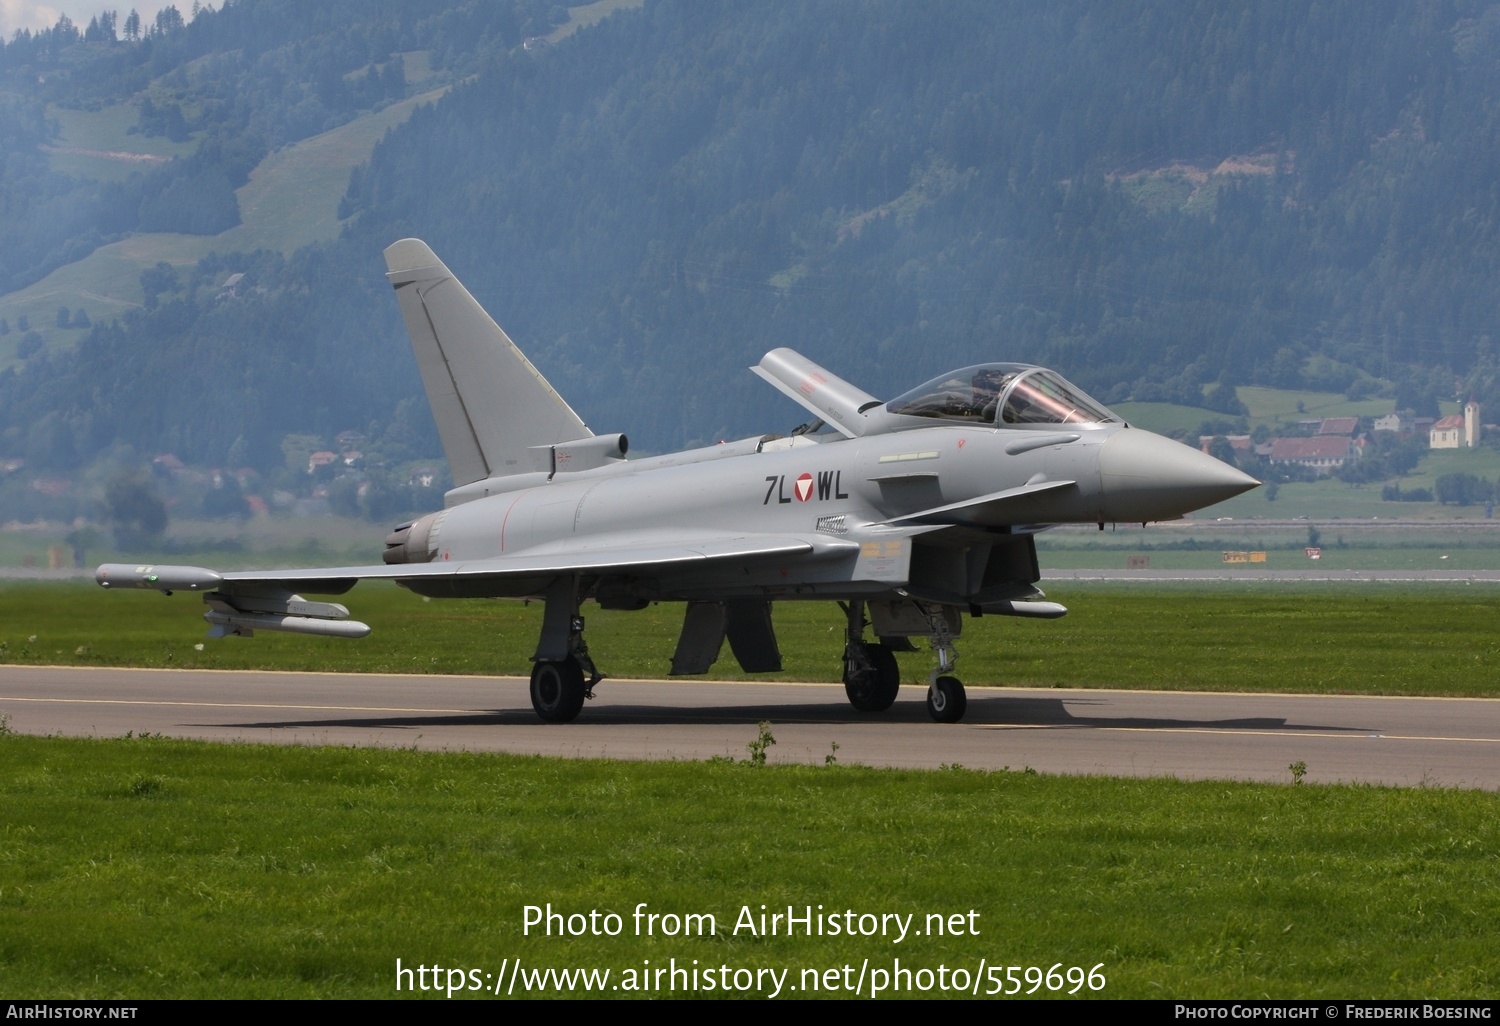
[96,563,222,592]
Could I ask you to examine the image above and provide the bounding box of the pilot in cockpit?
[972,367,1015,423]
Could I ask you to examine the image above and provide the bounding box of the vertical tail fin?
[383,239,590,486]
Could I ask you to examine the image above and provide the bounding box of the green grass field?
[1037,520,1500,569]
[0,732,1495,999]
[2,580,1497,697]
[1036,545,1500,571]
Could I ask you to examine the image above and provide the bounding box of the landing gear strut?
[841,600,900,712]
[920,603,967,723]
[529,578,603,723]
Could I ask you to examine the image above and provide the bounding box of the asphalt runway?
[3,664,1497,790]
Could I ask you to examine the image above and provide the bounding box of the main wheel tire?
[926,675,967,723]
[844,642,901,712]
[530,658,586,723]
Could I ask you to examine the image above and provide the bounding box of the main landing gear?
[841,600,900,712]
[529,578,603,723]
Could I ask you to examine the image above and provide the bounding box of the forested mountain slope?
[4,0,1500,475]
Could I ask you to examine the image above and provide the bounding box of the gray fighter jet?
[97,239,1257,723]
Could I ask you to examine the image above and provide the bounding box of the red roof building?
[1267,436,1360,476]
[1430,403,1482,449]
[1318,417,1359,436]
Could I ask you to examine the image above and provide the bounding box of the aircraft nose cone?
[1099,428,1259,522]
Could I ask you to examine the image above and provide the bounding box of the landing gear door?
[869,599,962,638]
[670,601,727,675]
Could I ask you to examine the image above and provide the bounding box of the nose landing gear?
[926,674,966,723]
[921,604,967,723]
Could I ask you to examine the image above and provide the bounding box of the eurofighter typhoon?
[98,240,1258,723]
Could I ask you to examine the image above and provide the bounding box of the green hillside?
[1116,390,1462,437]
[0,235,202,351]
[547,0,644,42]
[4,0,1500,482]
[1198,445,1500,522]
[1112,401,1221,435]
[0,84,451,365]
[0,0,642,370]
[220,86,453,254]
[43,103,197,182]
[1234,387,1403,426]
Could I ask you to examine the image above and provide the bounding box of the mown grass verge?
[2,581,1497,697]
[0,731,1495,999]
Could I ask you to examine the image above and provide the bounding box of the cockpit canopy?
[885,363,1117,427]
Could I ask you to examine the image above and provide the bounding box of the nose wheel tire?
[844,642,901,712]
[926,676,967,723]
[530,658,586,723]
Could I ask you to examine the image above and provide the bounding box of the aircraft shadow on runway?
[195,691,1377,735]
